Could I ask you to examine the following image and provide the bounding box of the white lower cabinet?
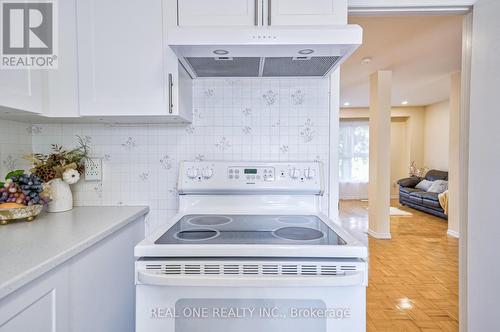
[0,265,70,332]
[0,218,143,332]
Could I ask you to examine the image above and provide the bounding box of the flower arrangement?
[409,161,429,178]
[25,136,91,185]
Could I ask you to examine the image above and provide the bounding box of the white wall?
[424,100,450,171]
[467,0,500,330]
[390,118,409,197]
[0,120,33,176]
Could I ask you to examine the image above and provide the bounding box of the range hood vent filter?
[262,56,341,77]
[185,57,260,78]
[185,56,343,78]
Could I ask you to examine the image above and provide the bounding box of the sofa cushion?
[419,192,440,202]
[397,177,421,188]
[410,192,442,209]
[400,187,422,195]
[408,192,424,204]
[416,179,433,191]
[428,180,448,194]
[425,170,448,181]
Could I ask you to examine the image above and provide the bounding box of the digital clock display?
[244,169,257,174]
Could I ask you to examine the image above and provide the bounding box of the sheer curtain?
[339,120,369,199]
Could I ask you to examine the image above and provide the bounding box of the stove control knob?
[304,168,316,179]
[186,168,199,179]
[289,168,300,179]
[202,168,214,179]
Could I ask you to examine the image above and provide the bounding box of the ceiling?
[340,15,463,108]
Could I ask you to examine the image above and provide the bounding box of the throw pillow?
[428,180,448,194]
[415,179,433,191]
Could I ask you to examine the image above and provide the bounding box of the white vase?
[47,178,73,213]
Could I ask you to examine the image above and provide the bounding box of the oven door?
[136,270,366,332]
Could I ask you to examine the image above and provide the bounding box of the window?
[339,120,369,182]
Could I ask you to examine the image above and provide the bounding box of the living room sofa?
[397,170,448,219]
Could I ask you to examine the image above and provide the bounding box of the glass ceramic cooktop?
[155,215,347,245]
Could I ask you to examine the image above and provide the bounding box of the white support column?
[368,71,392,239]
[447,72,461,238]
[328,70,340,219]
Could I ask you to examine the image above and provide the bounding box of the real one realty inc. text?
[150,306,352,320]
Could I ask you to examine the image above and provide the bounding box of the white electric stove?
[135,161,368,332]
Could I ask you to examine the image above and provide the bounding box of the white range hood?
[167,25,362,78]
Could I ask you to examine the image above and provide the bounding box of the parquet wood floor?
[339,200,459,332]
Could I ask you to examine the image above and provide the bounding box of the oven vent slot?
[145,264,162,270]
[300,265,318,276]
[320,265,338,275]
[146,264,182,275]
[262,265,279,275]
[242,265,259,275]
[203,265,221,275]
[223,265,240,275]
[340,266,356,271]
[282,265,299,275]
[184,265,201,275]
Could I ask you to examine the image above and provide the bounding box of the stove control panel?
[179,161,323,195]
[227,167,275,182]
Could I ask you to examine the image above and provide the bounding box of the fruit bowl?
[0,204,43,225]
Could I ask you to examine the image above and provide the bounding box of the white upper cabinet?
[178,0,260,26]
[77,0,191,121]
[177,0,347,27]
[268,0,347,25]
[77,0,168,117]
[0,70,44,114]
[44,0,79,118]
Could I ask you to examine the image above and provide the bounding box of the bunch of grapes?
[0,173,49,206]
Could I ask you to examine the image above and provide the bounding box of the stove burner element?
[187,216,232,226]
[174,229,219,241]
[273,227,324,241]
[277,216,313,225]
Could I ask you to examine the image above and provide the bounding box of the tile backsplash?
[25,78,331,234]
[0,120,33,177]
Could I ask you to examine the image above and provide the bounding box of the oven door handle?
[137,271,364,287]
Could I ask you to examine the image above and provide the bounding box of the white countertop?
[0,206,149,301]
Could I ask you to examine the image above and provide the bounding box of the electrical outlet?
[84,158,102,181]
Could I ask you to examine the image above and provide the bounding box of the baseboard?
[368,229,392,239]
[447,229,460,238]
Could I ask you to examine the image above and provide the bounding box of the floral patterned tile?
[21,78,332,235]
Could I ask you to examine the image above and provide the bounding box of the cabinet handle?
[254,0,259,26]
[268,0,271,25]
[168,73,173,114]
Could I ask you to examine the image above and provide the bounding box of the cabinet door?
[0,266,69,332]
[268,0,347,25]
[77,0,172,116]
[44,0,79,118]
[68,218,144,332]
[0,70,44,114]
[178,0,260,26]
